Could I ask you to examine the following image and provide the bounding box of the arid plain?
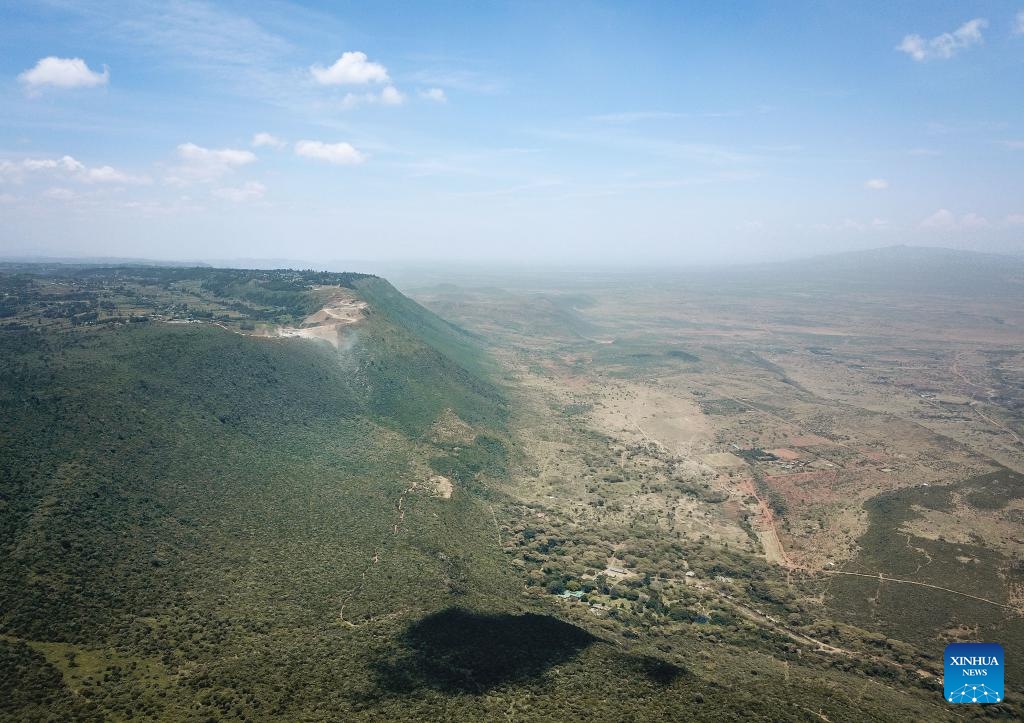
[405,249,1024,697]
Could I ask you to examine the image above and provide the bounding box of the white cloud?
[83,166,150,184]
[379,85,404,105]
[920,209,990,230]
[23,156,84,173]
[920,209,956,229]
[340,85,405,109]
[294,140,366,165]
[252,132,286,149]
[419,87,447,103]
[0,155,146,185]
[1015,11,1024,35]
[19,57,109,91]
[897,18,987,61]
[1002,140,1024,150]
[177,142,255,167]
[961,212,990,229]
[169,142,256,184]
[925,212,1024,228]
[897,36,929,61]
[311,51,389,85]
[213,181,266,202]
[864,178,889,190]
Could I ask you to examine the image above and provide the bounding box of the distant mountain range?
[751,245,1024,295]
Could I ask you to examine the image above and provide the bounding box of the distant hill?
[717,245,1024,296]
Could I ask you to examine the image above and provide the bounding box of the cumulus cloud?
[379,85,404,105]
[294,140,366,165]
[419,87,447,103]
[169,142,256,184]
[920,209,990,230]
[311,51,389,85]
[960,212,990,229]
[920,209,956,228]
[897,18,987,61]
[19,57,108,91]
[1015,11,1024,35]
[177,143,255,167]
[252,132,286,149]
[83,166,149,184]
[23,156,84,173]
[0,155,146,185]
[213,181,266,202]
[340,85,405,109]
[864,178,889,190]
[929,212,1024,228]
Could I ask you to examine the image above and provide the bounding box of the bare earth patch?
[276,287,367,349]
[589,380,712,457]
[703,452,747,468]
[430,475,454,499]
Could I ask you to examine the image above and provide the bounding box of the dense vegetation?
[0,266,523,719]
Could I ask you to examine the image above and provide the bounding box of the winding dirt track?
[816,569,1022,612]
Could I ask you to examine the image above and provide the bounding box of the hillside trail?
[815,569,1022,613]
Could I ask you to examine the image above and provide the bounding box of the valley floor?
[408,268,1024,714]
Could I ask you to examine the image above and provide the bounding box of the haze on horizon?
[2,1,1023,266]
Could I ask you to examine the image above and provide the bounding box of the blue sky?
[1,1,1023,265]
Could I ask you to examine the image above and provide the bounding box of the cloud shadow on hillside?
[372,607,598,694]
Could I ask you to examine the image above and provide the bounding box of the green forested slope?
[0,271,521,719]
[352,277,507,435]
